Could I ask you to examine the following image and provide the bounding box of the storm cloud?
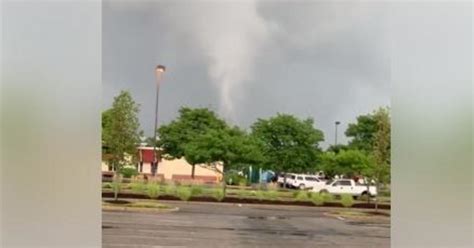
[102,0,390,148]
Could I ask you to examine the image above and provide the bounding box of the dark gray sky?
[102,0,390,148]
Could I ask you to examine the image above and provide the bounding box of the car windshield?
[325,180,333,185]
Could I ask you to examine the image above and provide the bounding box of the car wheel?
[320,189,329,194]
[299,184,305,190]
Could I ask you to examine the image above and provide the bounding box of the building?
[102,146,223,184]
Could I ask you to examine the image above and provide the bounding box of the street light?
[152,65,166,176]
[334,121,341,146]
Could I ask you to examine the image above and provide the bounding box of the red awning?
[140,149,161,163]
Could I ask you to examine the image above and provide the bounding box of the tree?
[326,144,349,154]
[345,114,378,152]
[158,107,227,178]
[251,114,324,186]
[102,91,141,200]
[372,107,391,210]
[320,149,372,179]
[183,127,264,196]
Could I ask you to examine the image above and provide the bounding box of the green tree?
[320,149,372,179]
[372,107,391,210]
[102,90,141,200]
[184,127,265,196]
[326,144,349,154]
[251,114,324,185]
[158,107,227,178]
[345,114,378,152]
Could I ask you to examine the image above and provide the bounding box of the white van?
[289,174,326,190]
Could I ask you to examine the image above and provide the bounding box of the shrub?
[130,182,146,194]
[163,184,177,196]
[212,189,225,201]
[310,193,325,206]
[190,185,204,196]
[236,189,250,199]
[322,192,334,202]
[102,183,112,189]
[111,181,121,193]
[295,191,309,201]
[146,184,160,199]
[263,190,279,201]
[119,167,139,179]
[225,173,247,186]
[177,187,192,201]
[341,194,354,208]
[255,191,265,201]
[238,178,248,187]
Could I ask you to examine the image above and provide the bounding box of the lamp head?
[156,65,166,73]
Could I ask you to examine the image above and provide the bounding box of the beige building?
[102,147,223,184]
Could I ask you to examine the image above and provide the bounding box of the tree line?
[102,90,391,192]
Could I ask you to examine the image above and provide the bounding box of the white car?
[289,174,326,190]
[315,179,377,197]
[277,173,297,188]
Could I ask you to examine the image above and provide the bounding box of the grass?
[102,200,172,211]
[263,190,279,201]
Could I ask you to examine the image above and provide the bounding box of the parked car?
[314,179,377,197]
[289,174,326,190]
[277,173,297,188]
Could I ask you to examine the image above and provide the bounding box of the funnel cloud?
[102,1,390,148]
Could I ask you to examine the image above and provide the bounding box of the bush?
[295,191,309,201]
[322,192,334,202]
[236,189,250,199]
[111,181,121,193]
[263,190,279,201]
[341,194,354,208]
[119,167,139,178]
[225,173,247,186]
[310,193,325,206]
[238,178,248,187]
[190,185,204,196]
[130,182,146,194]
[212,189,225,201]
[255,191,265,201]
[102,183,112,189]
[146,184,160,199]
[163,184,177,196]
[177,187,193,201]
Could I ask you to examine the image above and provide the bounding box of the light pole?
[334,121,341,146]
[152,65,166,177]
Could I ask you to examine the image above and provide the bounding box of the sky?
[102,0,390,148]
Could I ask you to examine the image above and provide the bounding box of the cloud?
[156,1,271,121]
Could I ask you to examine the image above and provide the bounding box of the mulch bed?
[102,192,390,210]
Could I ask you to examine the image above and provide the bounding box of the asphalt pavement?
[103,201,389,248]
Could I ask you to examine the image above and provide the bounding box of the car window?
[339,180,351,186]
[305,177,319,182]
[326,180,333,185]
[290,175,296,179]
[297,176,303,180]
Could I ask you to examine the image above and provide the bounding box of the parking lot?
[103,201,389,248]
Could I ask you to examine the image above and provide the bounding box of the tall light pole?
[334,121,341,146]
[152,65,166,177]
